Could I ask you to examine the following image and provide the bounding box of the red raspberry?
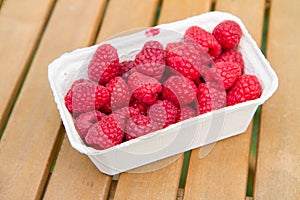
[227,74,262,106]
[215,62,241,90]
[106,76,130,109]
[162,75,197,107]
[88,44,120,85]
[129,97,149,115]
[197,83,226,114]
[179,105,197,121]
[64,80,88,113]
[74,110,105,139]
[125,115,159,140]
[193,78,203,87]
[68,79,92,88]
[114,106,140,119]
[134,41,165,80]
[113,106,140,131]
[213,20,242,49]
[127,72,162,105]
[85,114,124,150]
[184,26,222,58]
[64,79,110,113]
[148,100,179,128]
[118,60,135,76]
[166,42,209,80]
[214,49,245,74]
[99,102,112,114]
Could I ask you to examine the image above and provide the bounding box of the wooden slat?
[158,0,212,24]
[108,181,186,200]
[0,0,55,133]
[0,0,108,199]
[97,0,160,42]
[43,135,112,200]
[112,1,213,199]
[114,155,184,200]
[184,0,265,199]
[254,0,300,199]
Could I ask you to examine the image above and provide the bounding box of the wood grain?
[183,0,265,199]
[254,0,300,199]
[158,0,212,24]
[0,0,55,133]
[43,134,112,200]
[114,155,184,200]
[0,0,107,199]
[97,0,160,42]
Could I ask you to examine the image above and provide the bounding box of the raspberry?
[197,83,226,114]
[127,72,162,105]
[113,106,140,130]
[119,60,136,81]
[114,106,140,119]
[162,75,197,107]
[85,114,124,150]
[227,74,262,106]
[184,26,222,58]
[64,79,110,113]
[129,97,149,115]
[99,102,112,114]
[74,110,105,139]
[166,42,210,80]
[134,41,165,80]
[147,100,179,128]
[88,44,120,85]
[214,49,245,73]
[193,78,203,87]
[64,90,73,111]
[106,76,130,109]
[213,20,242,49]
[179,105,197,121]
[69,79,92,88]
[125,115,159,140]
[215,62,241,90]
[118,60,135,76]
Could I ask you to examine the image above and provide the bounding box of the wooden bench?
[0,0,299,199]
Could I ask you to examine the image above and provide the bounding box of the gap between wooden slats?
[0,0,4,9]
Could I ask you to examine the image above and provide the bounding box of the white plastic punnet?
[48,12,278,175]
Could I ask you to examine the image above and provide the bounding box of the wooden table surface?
[0,0,299,199]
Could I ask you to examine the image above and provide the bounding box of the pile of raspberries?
[64,20,262,150]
